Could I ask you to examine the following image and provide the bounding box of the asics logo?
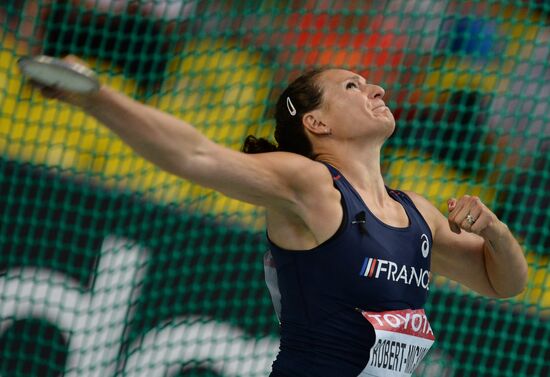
[421,234,430,258]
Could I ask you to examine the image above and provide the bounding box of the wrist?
[482,219,509,244]
[79,86,109,113]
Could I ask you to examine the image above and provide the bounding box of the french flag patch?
[359,257,378,277]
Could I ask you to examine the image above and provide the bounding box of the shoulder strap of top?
[319,162,356,198]
[319,161,340,178]
[388,189,416,209]
[318,161,368,218]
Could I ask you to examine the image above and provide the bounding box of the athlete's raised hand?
[447,195,504,239]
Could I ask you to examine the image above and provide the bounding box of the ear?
[302,111,331,136]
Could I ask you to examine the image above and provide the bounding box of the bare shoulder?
[241,150,336,203]
[193,142,335,212]
[262,151,334,191]
[262,152,339,213]
[402,190,441,234]
[402,190,439,217]
[265,155,342,250]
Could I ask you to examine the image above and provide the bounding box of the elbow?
[493,286,525,300]
[510,258,529,297]
[512,265,529,298]
[492,264,529,299]
[483,241,529,299]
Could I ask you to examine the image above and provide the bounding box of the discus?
[18,55,100,93]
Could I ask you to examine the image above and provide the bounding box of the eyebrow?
[344,75,366,84]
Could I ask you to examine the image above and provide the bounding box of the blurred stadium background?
[0,1,548,376]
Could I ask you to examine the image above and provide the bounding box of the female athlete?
[34,60,528,377]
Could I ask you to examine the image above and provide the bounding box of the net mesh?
[0,1,548,376]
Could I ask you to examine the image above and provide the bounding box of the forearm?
[81,86,209,175]
[482,222,528,298]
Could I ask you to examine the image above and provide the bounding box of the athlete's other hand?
[447,196,505,240]
[28,55,100,109]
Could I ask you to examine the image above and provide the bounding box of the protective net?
[0,1,548,376]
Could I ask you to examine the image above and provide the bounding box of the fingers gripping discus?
[18,55,100,93]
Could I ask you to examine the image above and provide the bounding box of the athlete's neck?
[315,145,388,205]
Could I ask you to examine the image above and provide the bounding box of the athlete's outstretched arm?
[34,57,325,211]
[407,192,528,298]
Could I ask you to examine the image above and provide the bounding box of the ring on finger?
[466,213,476,225]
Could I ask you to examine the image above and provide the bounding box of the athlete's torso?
[265,163,433,377]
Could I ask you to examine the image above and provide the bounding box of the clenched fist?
[447,195,505,240]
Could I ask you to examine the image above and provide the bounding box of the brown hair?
[242,68,328,158]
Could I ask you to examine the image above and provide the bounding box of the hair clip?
[286,97,297,116]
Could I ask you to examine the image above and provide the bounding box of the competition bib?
[359,309,435,377]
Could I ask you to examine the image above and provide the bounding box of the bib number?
[359,308,435,377]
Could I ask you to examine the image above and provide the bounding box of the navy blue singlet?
[266,163,433,377]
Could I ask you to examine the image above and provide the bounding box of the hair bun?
[242,135,278,154]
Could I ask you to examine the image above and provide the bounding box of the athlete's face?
[314,69,395,141]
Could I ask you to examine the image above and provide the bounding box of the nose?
[366,84,385,99]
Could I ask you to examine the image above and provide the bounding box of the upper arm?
[82,87,330,213]
[173,138,329,211]
[405,191,500,297]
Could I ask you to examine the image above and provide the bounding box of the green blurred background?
[0,1,548,376]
